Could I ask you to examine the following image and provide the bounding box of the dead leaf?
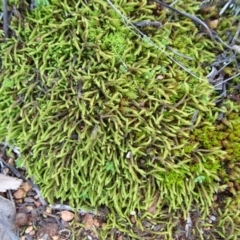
[208,19,219,29]
[60,211,74,222]
[200,5,216,13]
[147,192,160,215]
[83,213,94,230]
[130,215,136,224]
[0,174,22,192]
[117,235,123,240]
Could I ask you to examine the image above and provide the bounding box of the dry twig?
[2,0,9,39]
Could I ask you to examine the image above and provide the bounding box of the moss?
[192,110,240,162]
[0,0,239,238]
[191,105,240,201]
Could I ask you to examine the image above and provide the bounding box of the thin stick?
[215,72,240,87]
[2,0,9,39]
[231,22,240,45]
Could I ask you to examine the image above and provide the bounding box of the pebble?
[25,226,33,234]
[60,211,75,222]
[210,215,216,222]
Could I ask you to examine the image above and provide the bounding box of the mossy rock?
[0,0,235,238]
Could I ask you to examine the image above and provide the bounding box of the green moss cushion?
[0,0,224,222]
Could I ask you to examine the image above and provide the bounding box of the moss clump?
[0,0,232,238]
[192,103,240,196]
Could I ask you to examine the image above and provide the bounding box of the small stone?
[14,188,25,199]
[34,195,39,200]
[8,158,14,165]
[45,207,52,214]
[34,201,41,207]
[52,236,59,240]
[208,19,219,29]
[15,213,28,227]
[210,215,216,222]
[152,224,161,231]
[24,197,35,203]
[156,75,164,80]
[130,211,136,215]
[126,151,132,159]
[213,195,218,201]
[25,226,33,234]
[26,206,34,211]
[21,182,32,192]
[232,45,240,54]
[60,211,75,222]
[143,221,152,228]
[93,218,100,228]
[83,213,94,230]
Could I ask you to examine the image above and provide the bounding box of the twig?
[0,157,29,182]
[133,21,162,28]
[185,213,192,238]
[219,0,233,16]
[2,0,9,39]
[50,204,97,214]
[42,211,64,229]
[214,34,235,51]
[215,72,240,87]
[231,22,240,45]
